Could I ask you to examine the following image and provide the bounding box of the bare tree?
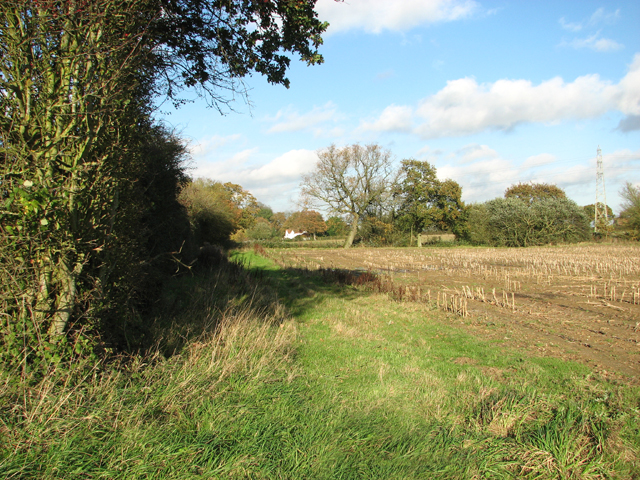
[301,144,399,248]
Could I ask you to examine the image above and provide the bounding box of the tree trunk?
[344,214,359,248]
[48,253,83,338]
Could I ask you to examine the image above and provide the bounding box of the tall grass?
[1,306,298,479]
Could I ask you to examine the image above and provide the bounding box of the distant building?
[284,229,307,240]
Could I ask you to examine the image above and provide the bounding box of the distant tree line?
[296,144,640,248]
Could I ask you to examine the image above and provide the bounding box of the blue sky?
[156,0,640,215]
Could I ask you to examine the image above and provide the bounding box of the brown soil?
[273,244,640,384]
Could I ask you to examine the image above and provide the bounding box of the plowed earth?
[272,244,640,384]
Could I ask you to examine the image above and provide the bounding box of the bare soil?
[272,244,640,384]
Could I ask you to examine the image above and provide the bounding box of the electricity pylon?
[594,146,609,233]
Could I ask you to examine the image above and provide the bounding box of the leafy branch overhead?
[150,0,330,108]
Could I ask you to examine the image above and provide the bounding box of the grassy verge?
[1,250,638,479]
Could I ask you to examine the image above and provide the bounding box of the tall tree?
[583,203,615,234]
[148,0,329,109]
[270,212,288,237]
[301,144,399,248]
[1,0,156,345]
[394,160,467,235]
[178,179,239,245]
[223,182,260,230]
[583,203,614,221]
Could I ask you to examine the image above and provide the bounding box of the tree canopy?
[394,159,467,236]
[504,183,567,203]
[326,216,348,237]
[284,210,327,240]
[148,0,329,109]
[301,144,399,248]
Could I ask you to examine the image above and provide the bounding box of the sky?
[156,0,640,215]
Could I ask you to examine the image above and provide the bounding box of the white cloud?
[315,0,478,34]
[359,105,414,132]
[455,144,499,162]
[559,17,582,32]
[242,150,319,186]
[521,153,556,169]
[558,8,623,52]
[437,157,518,201]
[616,54,640,115]
[189,134,242,158]
[192,148,319,210]
[560,32,624,52]
[266,102,339,135]
[559,7,620,32]
[363,53,640,138]
[588,7,620,27]
[416,145,444,158]
[193,148,257,180]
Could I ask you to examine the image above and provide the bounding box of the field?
[267,243,640,383]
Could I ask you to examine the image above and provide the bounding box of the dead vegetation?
[265,244,640,383]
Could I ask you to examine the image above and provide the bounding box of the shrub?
[485,197,590,247]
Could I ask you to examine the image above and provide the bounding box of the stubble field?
[270,243,640,383]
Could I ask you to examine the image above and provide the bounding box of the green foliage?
[505,182,567,203]
[149,0,328,106]
[461,203,492,245]
[135,126,194,262]
[395,159,467,236]
[618,182,640,239]
[246,218,277,241]
[0,0,163,368]
[256,204,274,221]
[485,197,591,247]
[269,212,288,238]
[326,216,348,237]
[463,184,589,246]
[179,179,239,245]
[583,203,615,236]
[359,217,398,246]
[222,182,261,230]
[1,0,330,369]
[583,203,615,222]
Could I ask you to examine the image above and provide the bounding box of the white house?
[284,229,307,239]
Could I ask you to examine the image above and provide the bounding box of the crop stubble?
[272,244,640,383]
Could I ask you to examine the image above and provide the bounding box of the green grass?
[1,250,639,479]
